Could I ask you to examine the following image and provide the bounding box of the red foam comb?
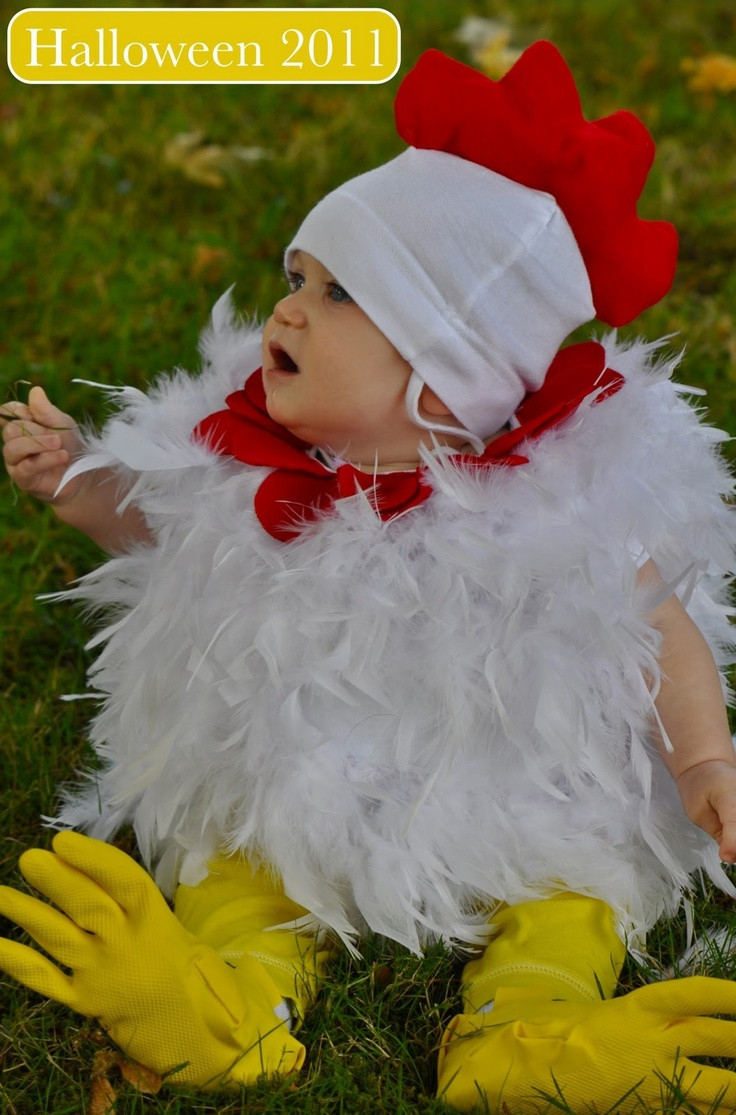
[395,43,678,326]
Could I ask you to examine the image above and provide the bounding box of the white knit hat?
[286,43,678,444]
[286,146,594,441]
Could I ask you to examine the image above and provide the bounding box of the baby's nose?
[273,293,307,327]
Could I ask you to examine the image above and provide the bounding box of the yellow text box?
[8,7,401,83]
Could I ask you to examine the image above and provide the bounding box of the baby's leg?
[174,853,331,1035]
[438,894,736,1112]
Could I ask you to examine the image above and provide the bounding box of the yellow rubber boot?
[459,892,624,1013]
[174,853,332,1027]
[0,832,325,1089]
[437,893,736,1113]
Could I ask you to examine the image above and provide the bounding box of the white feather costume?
[53,292,736,954]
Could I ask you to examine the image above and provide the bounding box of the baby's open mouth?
[268,341,299,373]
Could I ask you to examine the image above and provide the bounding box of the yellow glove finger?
[0,936,76,1007]
[674,1058,736,1108]
[639,974,736,1017]
[20,850,124,932]
[669,1014,736,1060]
[0,885,91,969]
[50,832,161,917]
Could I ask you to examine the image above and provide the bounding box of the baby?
[3,42,736,1112]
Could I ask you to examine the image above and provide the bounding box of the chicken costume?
[2,42,736,1112]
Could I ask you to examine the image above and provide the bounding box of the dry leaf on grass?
[89,1073,116,1115]
[191,244,231,283]
[90,1049,162,1114]
[453,17,522,79]
[164,130,271,187]
[682,54,736,94]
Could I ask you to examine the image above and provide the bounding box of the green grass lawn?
[2,0,736,1111]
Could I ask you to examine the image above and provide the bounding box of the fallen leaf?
[164,130,271,187]
[371,962,393,987]
[191,244,231,283]
[90,1052,119,1115]
[89,1077,116,1115]
[89,1048,162,1115]
[118,1058,162,1093]
[454,17,522,78]
[476,37,523,80]
[454,17,510,55]
[682,54,736,94]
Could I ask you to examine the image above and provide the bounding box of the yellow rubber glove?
[0,832,305,1088]
[438,977,736,1113]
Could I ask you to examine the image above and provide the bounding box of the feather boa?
[51,292,736,954]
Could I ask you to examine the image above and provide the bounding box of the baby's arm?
[2,386,152,552]
[642,559,736,862]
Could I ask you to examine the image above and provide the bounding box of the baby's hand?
[676,758,736,864]
[1,386,83,504]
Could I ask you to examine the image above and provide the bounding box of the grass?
[1,0,736,1110]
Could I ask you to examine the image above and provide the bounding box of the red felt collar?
[193,341,622,542]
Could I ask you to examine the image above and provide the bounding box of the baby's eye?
[328,282,352,304]
[285,270,304,292]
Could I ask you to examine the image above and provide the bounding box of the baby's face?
[261,251,422,468]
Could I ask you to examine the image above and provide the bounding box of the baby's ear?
[418,383,454,418]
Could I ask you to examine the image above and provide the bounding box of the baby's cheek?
[261,317,276,360]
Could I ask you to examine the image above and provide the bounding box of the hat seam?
[337,173,562,334]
